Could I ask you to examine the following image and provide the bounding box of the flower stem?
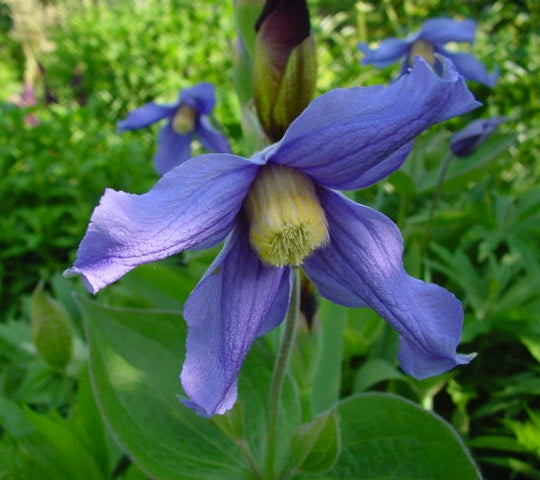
[420,151,454,252]
[264,269,300,480]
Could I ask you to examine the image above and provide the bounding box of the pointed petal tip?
[399,343,477,380]
[179,391,235,418]
[63,267,101,295]
[179,397,213,418]
[462,351,478,363]
[180,364,238,418]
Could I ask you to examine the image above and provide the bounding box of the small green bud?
[30,284,73,370]
[253,0,317,141]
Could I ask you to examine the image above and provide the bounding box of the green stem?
[397,194,410,230]
[420,151,454,252]
[264,269,300,480]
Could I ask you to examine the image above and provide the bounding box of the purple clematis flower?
[359,17,498,87]
[66,59,479,417]
[118,82,231,175]
[450,116,506,157]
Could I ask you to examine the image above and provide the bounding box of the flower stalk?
[265,268,300,480]
[421,151,454,251]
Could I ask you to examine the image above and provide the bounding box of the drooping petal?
[195,116,231,154]
[303,188,473,379]
[180,218,292,417]
[65,154,260,294]
[154,123,193,175]
[418,18,476,46]
[180,82,216,115]
[117,102,176,131]
[358,38,410,68]
[442,50,498,87]
[272,58,480,190]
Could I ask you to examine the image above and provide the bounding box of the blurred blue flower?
[118,82,230,175]
[67,60,479,417]
[450,116,506,157]
[359,18,498,87]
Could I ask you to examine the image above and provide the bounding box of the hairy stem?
[264,269,300,480]
[421,151,454,252]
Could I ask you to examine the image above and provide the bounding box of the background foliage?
[1,0,538,478]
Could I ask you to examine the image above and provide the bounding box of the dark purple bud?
[253,0,317,141]
[450,117,506,158]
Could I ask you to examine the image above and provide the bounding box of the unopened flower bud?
[253,0,317,141]
[450,117,506,158]
[30,284,73,370]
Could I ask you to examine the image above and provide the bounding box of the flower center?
[244,165,328,267]
[408,40,435,66]
[172,104,197,134]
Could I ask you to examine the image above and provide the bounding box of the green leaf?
[311,299,346,415]
[78,296,300,480]
[70,368,112,476]
[233,37,255,103]
[352,358,405,393]
[298,393,481,479]
[114,262,193,310]
[467,435,524,453]
[388,170,416,197]
[291,408,340,474]
[0,396,33,437]
[506,409,540,457]
[234,0,264,56]
[21,408,107,480]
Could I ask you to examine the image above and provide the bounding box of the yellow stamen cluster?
[244,165,328,267]
[172,104,197,134]
[409,40,435,66]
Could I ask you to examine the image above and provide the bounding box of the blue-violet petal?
[304,188,473,379]
[180,218,291,417]
[65,154,259,293]
[154,122,193,175]
[418,18,476,46]
[196,116,231,155]
[272,58,480,190]
[118,102,175,131]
